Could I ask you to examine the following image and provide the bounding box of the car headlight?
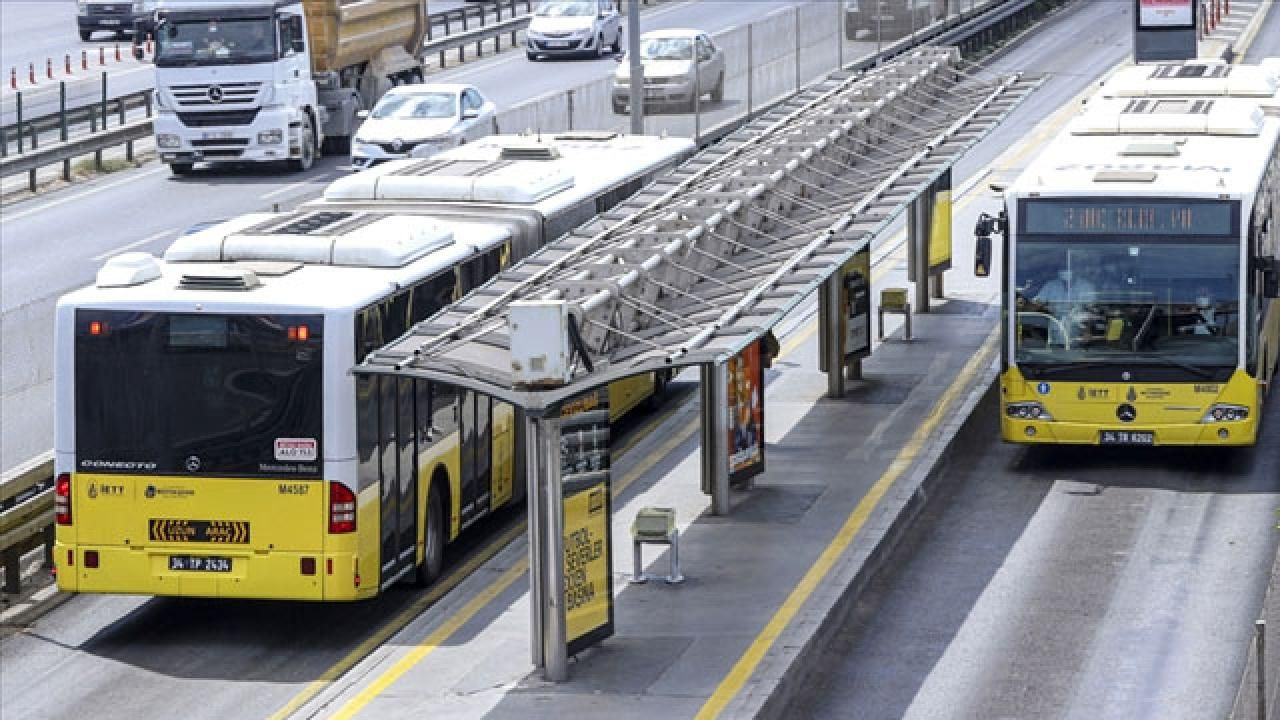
[1201,403,1249,423]
[258,129,283,145]
[1005,401,1053,421]
[156,133,181,148]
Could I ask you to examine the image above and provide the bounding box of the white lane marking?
[261,172,340,200]
[90,227,175,262]
[1,165,167,223]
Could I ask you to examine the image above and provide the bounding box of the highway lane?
[0,0,827,474]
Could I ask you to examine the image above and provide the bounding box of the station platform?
[290,256,1002,720]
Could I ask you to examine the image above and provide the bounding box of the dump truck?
[143,0,428,174]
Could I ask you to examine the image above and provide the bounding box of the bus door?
[378,378,417,585]
[458,392,494,525]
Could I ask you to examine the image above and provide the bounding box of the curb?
[731,353,1000,718]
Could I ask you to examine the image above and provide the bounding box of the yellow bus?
[975,61,1280,446]
[53,133,694,600]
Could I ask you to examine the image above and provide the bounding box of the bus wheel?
[413,481,446,587]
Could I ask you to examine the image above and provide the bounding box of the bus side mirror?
[974,234,992,278]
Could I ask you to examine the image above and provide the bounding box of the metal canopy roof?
[358,47,1042,410]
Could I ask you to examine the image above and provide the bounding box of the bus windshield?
[155,17,276,67]
[75,311,323,478]
[1013,238,1239,378]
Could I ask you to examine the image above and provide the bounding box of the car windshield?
[640,36,693,60]
[154,17,276,67]
[371,92,458,120]
[534,1,595,17]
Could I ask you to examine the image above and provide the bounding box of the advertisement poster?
[1139,0,1193,27]
[843,247,872,360]
[727,342,766,484]
[928,168,953,274]
[559,388,614,655]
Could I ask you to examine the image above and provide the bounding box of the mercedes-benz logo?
[207,85,224,103]
[1116,403,1137,423]
[391,138,404,152]
[185,455,202,473]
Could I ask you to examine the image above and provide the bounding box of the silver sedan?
[611,28,726,114]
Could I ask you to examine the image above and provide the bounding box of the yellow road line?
[330,562,528,720]
[694,324,1001,719]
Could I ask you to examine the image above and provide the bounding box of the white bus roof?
[1098,59,1280,98]
[1011,94,1280,200]
[321,132,694,212]
[63,213,512,314]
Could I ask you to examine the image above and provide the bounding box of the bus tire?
[413,479,446,587]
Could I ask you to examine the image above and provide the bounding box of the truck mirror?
[974,234,992,278]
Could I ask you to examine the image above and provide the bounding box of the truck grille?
[177,109,261,127]
[191,138,250,148]
[170,82,262,108]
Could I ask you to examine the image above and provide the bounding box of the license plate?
[100,18,121,25]
[1099,430,1155,445]
[548,40,570,48]
[202,131,233,140]
[169,555,232,572]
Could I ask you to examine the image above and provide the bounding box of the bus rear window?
[74,310,324,478]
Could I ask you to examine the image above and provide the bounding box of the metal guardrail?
[0,452,55,596]
[424,14,532,68]
[426,0,534,41]
[0,0,1068,599]
[0,115,152,184]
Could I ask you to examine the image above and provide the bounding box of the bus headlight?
[1005,401,1053,421]
[1201,404,1249,423]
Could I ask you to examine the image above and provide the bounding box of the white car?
[350,83,497,171]
[611,29,726,113]
[526,0,623,60]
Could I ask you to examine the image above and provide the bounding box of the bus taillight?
[55,473,72,525]
[329,482,356,534]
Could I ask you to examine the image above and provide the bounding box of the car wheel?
[169,162,194,176]
[287,114,316,172]
[711,73,724,103]
[412,480,446,587]
[79,29,93,42]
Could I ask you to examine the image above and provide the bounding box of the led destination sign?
[1023,199,1234,236]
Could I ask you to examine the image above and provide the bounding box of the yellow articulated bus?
[974,60,1280,446]
[53,133,694,600]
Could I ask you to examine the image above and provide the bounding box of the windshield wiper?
[1023,361,1116,377]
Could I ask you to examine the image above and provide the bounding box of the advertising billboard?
[727,342,766,484]
[559,387,614,655]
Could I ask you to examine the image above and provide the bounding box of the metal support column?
[539,414,568,682]
[908,194,931,314]
[819,274,845,398]
[627,0,644,135]
[525,414,545,668]
[699,363,731,516]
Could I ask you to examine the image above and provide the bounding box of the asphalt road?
[0,0,842,473]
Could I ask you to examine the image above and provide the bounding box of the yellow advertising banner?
[928,169,953,273]
[560,388,614,654]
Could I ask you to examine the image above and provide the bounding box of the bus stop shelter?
[356,46,1041,680]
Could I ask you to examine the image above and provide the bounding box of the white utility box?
[509,300,572,387]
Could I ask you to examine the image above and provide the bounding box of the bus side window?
[355,305,384,362]
[410,270,455,324]
[383,291,411,343]
[356,375,379,491]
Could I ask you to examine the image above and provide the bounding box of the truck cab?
[150,0,321,174]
